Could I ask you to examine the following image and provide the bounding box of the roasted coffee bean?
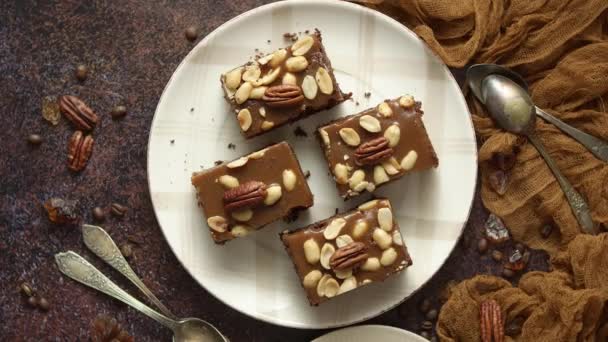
[502,268,515,278]
[541,224,553,238]
[111,203,127,217]
[120,243,133,258]
[419,298,431,313]
[27,134,43,145]
[111,105,127,119]
[38,297,50,311]
[420,331,431,339]
[185,26,198,41]
[492,250,503,262]
[425,309,438,321]
[20,282,34,297]
[92,207,105,221]
[75,64,88,81]
[477,238,488,254]
[27,296,38,308]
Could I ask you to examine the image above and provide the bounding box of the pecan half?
[480,299,504,342]
[354,137,394,165]
[262,85,304,108]
[329,242,368,270]
[59,95,98,131]
[223,181,267,212]
[67,131,94,172]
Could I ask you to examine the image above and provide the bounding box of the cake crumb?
[227,143,236,150]
[214,160,223,166]
[304,170,311,179]
[364,92,371,98]
[293,126,308,137]
[334,208,339,215]
[170,139,175,144]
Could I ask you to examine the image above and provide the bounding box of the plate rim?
[312,324,428,342]
[147,0,477,329]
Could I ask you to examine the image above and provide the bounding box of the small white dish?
[148,0,476,329]
[313,325,428,342]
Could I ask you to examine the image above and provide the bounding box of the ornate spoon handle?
[527,134,596,234]
[536,107,608,162]
[55,251,178,331]
[82,224,176,319]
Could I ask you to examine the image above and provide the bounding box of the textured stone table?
[0,1,549,341]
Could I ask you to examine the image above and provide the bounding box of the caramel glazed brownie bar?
[280,198,412,305]
[220,30,351,138]
[191,142,313,244]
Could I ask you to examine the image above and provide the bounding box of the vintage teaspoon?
[55,251,227,342]
[474,73,595,234]
[467,64,608,162]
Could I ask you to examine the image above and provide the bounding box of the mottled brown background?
[0,1,549,341]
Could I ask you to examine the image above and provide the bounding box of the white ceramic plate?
[148,0,476,329]
[312,325,427,342]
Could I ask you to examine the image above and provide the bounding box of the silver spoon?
[468,64,608,162]
[55,251,227,342]
[82,224,176,320]
[469,73,595,234]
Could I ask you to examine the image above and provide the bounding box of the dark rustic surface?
[0,1,550,341]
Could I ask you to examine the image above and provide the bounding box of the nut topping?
[315,67,334,94]
[259,67,281,85]
[401,150,418,170]
[324,218,346,240]
[263,85,304,108]
[285,56,309,72]
[303,270,322,288]
[329,242,368,270]
[222,181,267,212]
[359,115,381,133]
[263,184,282,205]
[377,102,393,117]
[372,228,392,249]
[218,175,239,189]
[227,157,249,168]
[399,95,415,108]
[282,72,297,85]
[333,163,349,184]
[224,67,243,90]
[249,86,267,100]
[282,169,297,191]
[235,82,253,104]
[338,276,357,294]
[67,131,94,172]
[361,257,380,271]
[270,49,288,67]
[237,109,252,131]
[303,238,320,264]
[354,137,393,166]
[339,128,360,146]
[291,36,314,56]
[231,209,253,222]
[382,157,401,175]
[320,243,336,269]
[336,234,354,248]
[260,120,274,131]
[373,165,390,185]
[352,220,369,238]
[242,64,261,82]
[377,207,393,231]
[384,125,401,147]
[380,247,397,266]
[59,95,98,131]
[207,216,228,233]
[301,75,318,100]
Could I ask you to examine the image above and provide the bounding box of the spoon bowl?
[174,318,226,342]
[481,74,536,135]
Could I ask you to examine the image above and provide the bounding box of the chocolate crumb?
[227,143,236,150]
[170,139,175,144]
[293,126,308,137]
[283,210,300,223]
[214,160,223,166]
[355,101,360,106]
[267,39,271,43]
[305,29,310,34]
[190,107,194,112]
[304,170,311,179]
[334,208,339,215]
[364,92,371,97]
